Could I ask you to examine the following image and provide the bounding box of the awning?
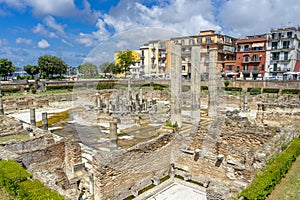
[252,42,264,47]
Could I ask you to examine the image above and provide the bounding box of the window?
[261,64,265,71]
[284,52,289,60]
[236,66,240,72]
[189,39,195,45]
[244,55,249,62]
[228,65,233,71]
[181,40,185,45]
[273,63,278,71]
[283,41,290,49]
[253,65,258,71]
[251,54,259,61]
[197,37,202,44]
[244,45,250,51]
[272,42,278,49]
[244,65,248,71]
[182,65,186,71]
[206,36,212,43]
[287,31,292,38]
[272,52,280,60]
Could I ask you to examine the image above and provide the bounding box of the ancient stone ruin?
[0,50,300,200]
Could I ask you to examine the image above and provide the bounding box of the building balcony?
[242,70,260,74]
[242,59,249,63]
[249,59,260,63]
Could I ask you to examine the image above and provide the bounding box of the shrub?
[201,86,208,90]
[224,87,242,92]
[282,89,300,95]
[224,80,230,87]
[263,88,280,93]
[240,138,300,200]
[31,89,37,94]
[2,88,21,93]
[248,88,261,95]
[46,84,75,91]
[0,160,32,195]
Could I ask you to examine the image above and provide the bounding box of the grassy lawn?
[267,154,300,200]
[0,133,29,143]
[0,185,15,200]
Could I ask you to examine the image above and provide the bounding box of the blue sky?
[0,0,299,68]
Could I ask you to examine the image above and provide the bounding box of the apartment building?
[265,27,300,80]
[224,35,267,79]
[139,40,171,79]
[170,30,236,80]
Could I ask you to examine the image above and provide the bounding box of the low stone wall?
[93,133,174,200]
[20,140,65,168]
[1,134,54,152]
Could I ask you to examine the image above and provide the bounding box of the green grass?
[0,133,29,143]
[0,185,15,200]
[267,154,300,200]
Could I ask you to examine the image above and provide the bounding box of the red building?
[224,36,267,79]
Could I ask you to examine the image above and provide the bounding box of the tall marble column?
[170,42,182,128]
[208,48,218,117]
[191,46,201,124]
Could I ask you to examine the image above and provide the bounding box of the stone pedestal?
[30,108,36,126]
[109,121,118,143]
[42,112,48,130]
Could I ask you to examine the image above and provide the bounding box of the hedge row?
[2,88,21,93]
[46,84,76,91]
[240,137,300,200]
[262,88,280,93]
[224,87,243,92]
[247,87,261,95]
[0,160,64,199]
[282,88,300,95]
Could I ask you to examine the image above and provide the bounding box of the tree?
[0,58,15,80]
[100,62,121,75]
[99,62,112,73]
[77,63,98,78]
[38,55,67,79]
[24,65,39,79]
[117,50,135,76]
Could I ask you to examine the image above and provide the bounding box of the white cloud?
[218,0,300,37]
[61,39,73,47]
[0,0,100,23]
[32,23,58,38]
[43,16,66,35]
[37,39,50,48]
[103,0,220,36]
[16,37,32,45]
[76,19,110,47]
[0,38,9,47]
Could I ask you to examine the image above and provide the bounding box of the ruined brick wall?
[20,140,65,168]
[92,133,174,200]
[1,134,54,152]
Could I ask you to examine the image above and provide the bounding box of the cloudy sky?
[0,0,299,68]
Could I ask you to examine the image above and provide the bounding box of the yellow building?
[114,50,141,78]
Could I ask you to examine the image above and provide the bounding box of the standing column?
[42,112,48,130]
[208,48,218,117]
[30,108,36,126]
[170,42,182,128]
[127,78,132,101]
[191,46,201,124]
[0,81,4,115]
[109,121,118,144]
